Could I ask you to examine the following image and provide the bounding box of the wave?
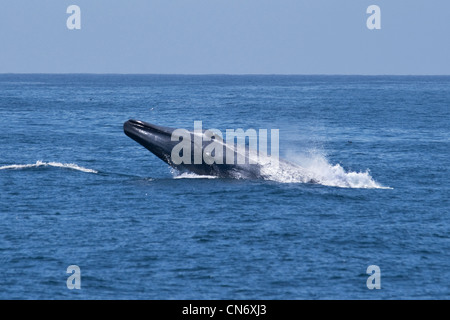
[0,161,98,174]
[260,150,391,189]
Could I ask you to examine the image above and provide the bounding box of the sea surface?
[0,74,448,299]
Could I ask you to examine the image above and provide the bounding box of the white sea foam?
[0,161,98,174]
[173,172,218,179]
[169,138,389,189]
[260,150,391,189]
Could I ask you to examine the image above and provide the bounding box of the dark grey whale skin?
[123,119,262,178]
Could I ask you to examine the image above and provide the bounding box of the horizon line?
[1,72,450,77]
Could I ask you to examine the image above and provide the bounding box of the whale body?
[123,119,264,178]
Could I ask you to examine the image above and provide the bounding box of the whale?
[123,119,264,178]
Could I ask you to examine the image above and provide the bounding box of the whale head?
[123,119,179,165]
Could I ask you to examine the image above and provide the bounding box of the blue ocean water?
[0,74,448,299]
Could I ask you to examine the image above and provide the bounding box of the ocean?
[0,74,448,299]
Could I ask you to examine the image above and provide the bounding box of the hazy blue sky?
[1,0,449,74]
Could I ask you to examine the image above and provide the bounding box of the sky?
[0,0,449,74]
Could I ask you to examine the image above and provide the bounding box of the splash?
[168,148,390,189]
[260,150,391,189]
[0,161,98,174]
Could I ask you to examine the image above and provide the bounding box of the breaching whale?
[123,119,266,178]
